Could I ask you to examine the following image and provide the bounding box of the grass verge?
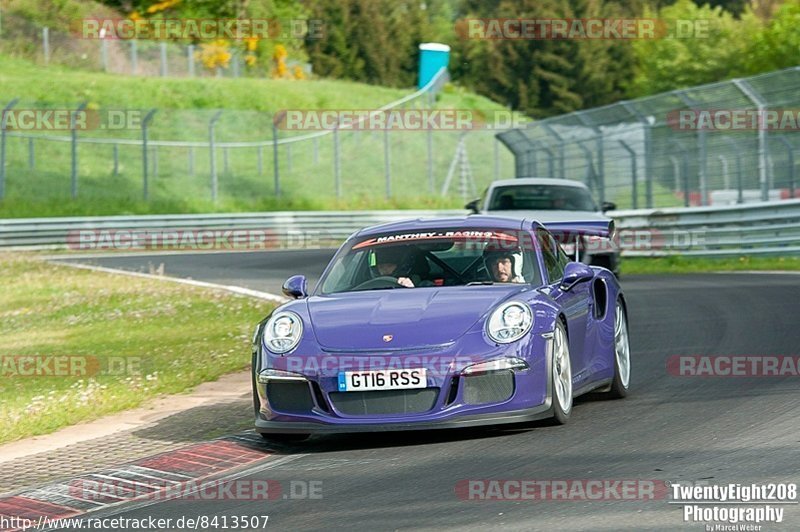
[622,255,800,274]
[0,254,273,444]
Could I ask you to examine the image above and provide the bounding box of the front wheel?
[606,299,631,398]
[550,321,573,424]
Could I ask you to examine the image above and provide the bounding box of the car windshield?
[489,185,597,212]
[319,229,543,294]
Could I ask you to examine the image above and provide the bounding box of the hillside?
[0,55,515,217]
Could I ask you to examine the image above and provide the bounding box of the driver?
[371,246,415,287]
[483,249,525,283]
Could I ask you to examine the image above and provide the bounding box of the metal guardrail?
[613,198,800,257]
[2,201,800,257]
[0,210,461,250]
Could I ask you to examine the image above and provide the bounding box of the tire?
[607,299,631,399]
[260,432,310,443]
[550,320,573,424]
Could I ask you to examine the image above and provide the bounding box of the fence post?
[541,144,555,177]
[426,127,434,193]
[159,42,168,77]
[28,138,34,170]
[42,27,50,65]
[101,39,109,71]
[70,102,88,199]
[333,126,341,197]
[619,140,637,209]
[209,111,223,202]
[542,124,565,179]
[776,136,796,199]
[493,136,500,181]
[271,121,280,196]
[576,142,596,192]
[718,155,729,190]
[723,138,744,204]
[130,40,138,75]
[223,147,229,175]
[384,129,391,198]
[620,101,653,208]
[0,98,18,199]
[187,45,195,77]
[669,155,680,194]
[188,146,195,177]
[113,144,119,175]
[141,108,157,201]
[152,146,158,178]
[733,79,769,202]
[575,113,605,204]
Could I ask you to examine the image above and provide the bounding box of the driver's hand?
[396,277,414,288]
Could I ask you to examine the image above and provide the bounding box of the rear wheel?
[551,321,573,424]
[607,300,631,398]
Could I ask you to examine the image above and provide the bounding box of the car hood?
[306,286,528,351]
[487,209,609,223]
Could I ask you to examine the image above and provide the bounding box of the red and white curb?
[0,435,273,531]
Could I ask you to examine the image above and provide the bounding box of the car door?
[537,229,592,385]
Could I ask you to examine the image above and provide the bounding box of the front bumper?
[255,403,554,434]
[254,330,555,434]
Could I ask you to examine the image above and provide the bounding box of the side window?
[536,229,564,284]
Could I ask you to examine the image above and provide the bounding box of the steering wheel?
[351,276,406,290]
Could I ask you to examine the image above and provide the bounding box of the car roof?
[488,178,590,189]
[354,215,538,238]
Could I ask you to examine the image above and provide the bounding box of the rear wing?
[541,220,615,262]
[543,220,615,240]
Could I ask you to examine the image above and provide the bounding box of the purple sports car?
[251,215,630,439]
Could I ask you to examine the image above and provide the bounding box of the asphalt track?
[55,251,800,531]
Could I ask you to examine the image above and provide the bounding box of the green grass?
[0,254,273,443]
[0,55,517,217]
[623,255,800,274]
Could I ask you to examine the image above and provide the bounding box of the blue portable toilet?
[418,43,450,89]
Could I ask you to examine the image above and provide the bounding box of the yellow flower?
[244,37,259,52]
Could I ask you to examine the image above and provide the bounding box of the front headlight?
[486,301,533,344]
[263,311,303,354]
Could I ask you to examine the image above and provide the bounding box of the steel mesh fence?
[497,66,800,209]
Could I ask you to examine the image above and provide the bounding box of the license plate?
[337,368,427,392]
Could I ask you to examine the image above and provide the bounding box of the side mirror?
[465,199,479,214]
[282,275,308,299]
[560,262,594,291]
[601,201,617,212]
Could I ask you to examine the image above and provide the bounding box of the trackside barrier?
[1,200,800,257]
